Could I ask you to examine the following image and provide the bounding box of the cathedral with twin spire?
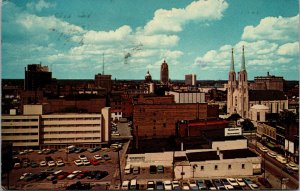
[227,46,249,118]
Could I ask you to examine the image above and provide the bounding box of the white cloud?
[242,14,299,42]
[144,0,228,34]
[277,42,299,56]
[26,0,56,12]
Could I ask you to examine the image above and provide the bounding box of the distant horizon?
[2,0,299,80]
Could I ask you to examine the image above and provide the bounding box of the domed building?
[144,70,152,83]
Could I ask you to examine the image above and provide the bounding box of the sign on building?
[225,127,242,136]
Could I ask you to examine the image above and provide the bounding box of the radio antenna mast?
[102,53,104,75]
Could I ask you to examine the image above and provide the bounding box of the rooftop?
[186,151,220,162]
[222,149,258,159]
[249,90,286,101]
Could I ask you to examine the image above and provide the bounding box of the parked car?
[74,160,83,166]
[150,165,157,174]
[236,178,246,187]
[47,161,56,167]
[212,179,225,190]
[57,172,69,180]
[79,155,87,160]
[196,180,206,190]
[156,181,164,190]
[132,166,140,175]
[283,166,295,174]
[90,159,100,166]
[267,151,277,158]
[188,180,198,190]
[20,173,32,180]
[75,147,86,153]
[94,155,102,160]
[286,162,299,171]
[102,154,111,160]
[227,178,239,187]
[14,162,21,169]
[24,173,38,182]
[181,181,190,190]
[30,160,38,168]
[82,159,91,166]
[172,181,180,190]
[95,171,108,180]
[276,155,287,164]
[157,165,164,173]
[67,171,81,179]
[56,160,65,167]
[221,179,234,190]
[204,180,217,190]
[39,161,47,167]
[243,178,259,190]
[164,180,172,190]
[259,146,268,152]
[147,181,155,190]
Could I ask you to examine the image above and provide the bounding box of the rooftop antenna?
[102,53,104,75]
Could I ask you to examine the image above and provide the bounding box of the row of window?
[2,126,39,129]
[43,137,99,141]
[44,131,100,134]
[2,119,39,122]
[43,124,100,127]
[43,117,101,121]
[9,140,38,143]
[199,164,245,170]
[2,133,38,136]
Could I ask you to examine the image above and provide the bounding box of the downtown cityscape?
[1,0,299,190]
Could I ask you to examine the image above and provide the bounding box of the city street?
[248,139,299,189]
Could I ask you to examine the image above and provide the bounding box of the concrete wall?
[212,139,248,150]
[174,157,261,179]
[126,152,173,167]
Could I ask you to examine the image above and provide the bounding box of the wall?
[211,139,247,150]
[126,152,173,167]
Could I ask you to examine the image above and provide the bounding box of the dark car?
[204,180,217,190]
[150,165,157,174]
[36,172,48,181]
[30,160,38,168]
[283,166,295,175]
[87,171,99,179]
[75,148,86,153]
[212,179,225,190]
[95,171,108,180]
[24,173,39,182]
[156,181,164,190]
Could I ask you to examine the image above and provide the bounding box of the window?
[228,164,231,169]
[163,123,166,128]
[257,112,260,121]
[215,165,218,170]
[242,164,245,169]
[201,166,204,171]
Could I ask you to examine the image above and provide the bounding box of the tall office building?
[185,74,197,86]
[160,60,169,84]
[94,73,112,93]
[25,64,52,91]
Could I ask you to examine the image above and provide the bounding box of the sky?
[1,0,299,80]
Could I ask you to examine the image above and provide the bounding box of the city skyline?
[2,0,299,80]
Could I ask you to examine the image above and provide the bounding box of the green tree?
[241,118,255,131]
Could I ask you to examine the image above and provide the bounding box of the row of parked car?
[122,177,260,190]
[73,154,111,166]
[259,146,299,174]
[19,169,109,183]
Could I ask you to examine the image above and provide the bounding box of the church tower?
[237,46,249,118]
[227,48,237,114]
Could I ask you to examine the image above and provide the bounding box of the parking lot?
[4,145,127,190]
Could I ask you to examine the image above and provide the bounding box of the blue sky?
[2,0,299,80]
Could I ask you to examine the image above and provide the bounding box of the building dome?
[145,70,152,83]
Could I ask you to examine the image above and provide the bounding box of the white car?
[40,161,47,167]
[236,178,246,187]
[267,151,277,158]
[67,170,81,179]
[259,146,268,152]
[94,155,102,160]
[82,159,90,166]
[172,181,180,190]
[56,160,65,166]
[79,155,87,160]
[164,180,172,190]
[48,161,56,167]
[20,173,31,180]
[37,150,43,154]
[227,178,239,187]
[286,162,299,171]
[74,159,83,166]
[188,180,198,190]
[249,183,259,190]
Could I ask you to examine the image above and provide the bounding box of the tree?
[278,109,297,128]
[227,113,242,121]
[241,118,255,131]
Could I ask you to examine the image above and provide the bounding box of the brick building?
[133,102,219,148]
